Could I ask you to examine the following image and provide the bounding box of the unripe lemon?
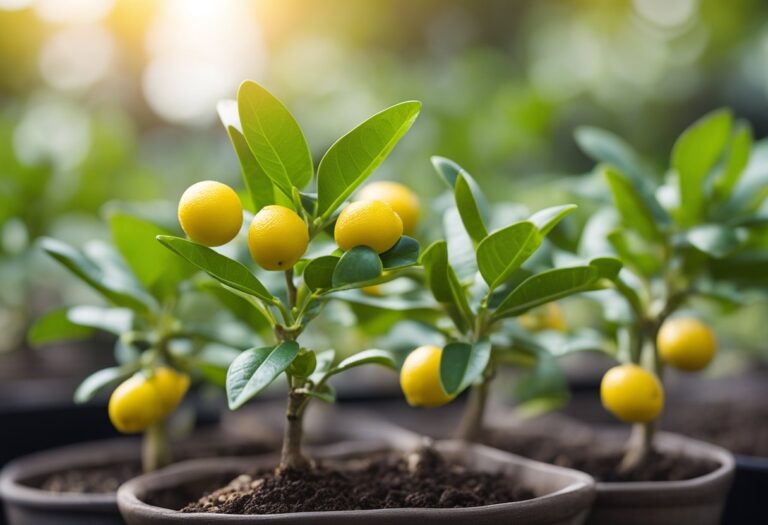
[334,200,403,253]
[357,181,420,235]
[601,364,664,424]
[400,345,455,408]
[108,373,163,434]
[178,181,243,247]
[151,367,190,416]
[519,303,566,332]
[657,318,716,372]
[247,205,309,271]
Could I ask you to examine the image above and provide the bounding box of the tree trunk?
[142,422,170,473]
[278,391,308,472]
[455,380,489,442]
[619,421,654,474]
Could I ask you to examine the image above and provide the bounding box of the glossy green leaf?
[673,109,732,226]
[74,366,130,404]
[332,289,436,311]
[309,349,336,384]
[379,236,420,269]
[27,308,94,347]
[477,221,542,290]
[331,246,382,288]
[198,281,272,331]
[431,156,490,219]
[40,238,154,312]
[157,236,275,303]
[443,207,477,280]
[420,241,473,331]
[603,166,661,241]
[226,342,300,409]
[287,349,316,378]
[317,101,421,218]
[303,255,340,291]
[714,122,752,202]
[237,81,312,196]
[439,339,491,396]
[322,349,397,380]
[575,126,647,182]
[686,224,748,259]
[529,204,577,236]
[454,173,488,243]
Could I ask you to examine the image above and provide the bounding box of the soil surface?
[182,448,534,514]
[484,430,718,483]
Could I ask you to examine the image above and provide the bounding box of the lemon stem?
[142,421,170,473]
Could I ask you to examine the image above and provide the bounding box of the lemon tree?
[399,156,622,440]
[158,81,422,471]
[27,213,248,472]
[573,109,768,471]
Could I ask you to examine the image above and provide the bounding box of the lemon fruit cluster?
[600,364,664,423]
[400,345,455,408]
[518,303,566,332]
[334,200,403,253]
[356,181,420,236]
[657,317,716,372]
[178,181,243,247]
[108,367,190,433]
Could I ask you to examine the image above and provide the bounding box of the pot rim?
[117,440,596,522]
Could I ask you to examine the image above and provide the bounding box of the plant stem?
[285,269,297,310]
[142,422,170,473]
[619,421,654,474]
[278,389,309,472]
[455,378,489,442]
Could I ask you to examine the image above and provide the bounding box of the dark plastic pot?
[721,453,768,525]
[585,433,734,525]
[117,440,596,525]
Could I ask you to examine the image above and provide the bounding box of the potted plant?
[0,212,264,525]
[116,81,595,524]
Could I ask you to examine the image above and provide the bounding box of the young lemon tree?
[159,81,422,471]
[574,108,768,471]
[28,213,242,472]
[399,157,623,441]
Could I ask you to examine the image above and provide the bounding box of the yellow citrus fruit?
[361,285,383,296]
[178,181,243,247]
[357,181,420,236]
[108,373,163,434]
[334,200,403,253]
[600,364,664,424]
[400,345,455,408]
[657,318,716,372]
[151,367,190,416]
[519,303,566,332]
[247,205,309,271]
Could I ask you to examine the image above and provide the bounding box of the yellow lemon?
[178,181,243,247]
[108,373,163,434]
[400,345,455,408]
[657,318,716,372]
[600,364,664,424]
[519,303,566,332]
[334,200,403,253]
[151,367,190,417]
[357,181,420,235]
[247,205,309,271]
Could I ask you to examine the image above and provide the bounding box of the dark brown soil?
[484,430,718,483]
[182,448,535,514]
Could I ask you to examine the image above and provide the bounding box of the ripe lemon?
[247,205,309,271]
[519,303,566,332]
[178,181,243,247]
[657,318,716,372]
[108,373,163,434]
[334,200,403,253]
[357,181,420,235]
[151,367,190,416]
[400,345,455,408]
[600,364,664,424]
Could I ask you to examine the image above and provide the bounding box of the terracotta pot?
[721,453,768,525]
[117,440,596,525]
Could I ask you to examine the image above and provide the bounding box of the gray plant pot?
[117,440,596,525]
[722,453,768,525]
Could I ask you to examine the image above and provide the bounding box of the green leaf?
[157,236,275,303]
[603,166,661,241]
[74,367,130,404]
[331,246,382,288]
[317,101,421,218]
[237,81,312,196]
[420,241,474,331]
[685,224,748,259]
[306,383,336,403]
[454,173,488,243]
[439,339,492,396]
[226,342,300,409]
[493,265,600,320]
[110,214,195,299]
[589,256,623,280]
[287,349,316,378]
[714,122,752,202]
[575,126,648,182]
[673,109,732,226]
[379,236,420,270]
[198,281,272,331]
[477,221,542,290]
[309,349,336,384]
[322,349,397,380]
[431,156,490,219]
[67,306,133,335]
[27,308,94,347]
[444,207,478,280]
[40,238,154,312]
[303,255,340,291]
[227,125,282,212]
[529,204,577,236]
